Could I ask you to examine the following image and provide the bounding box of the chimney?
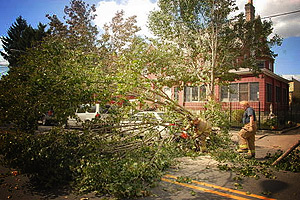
[245,0,255,21]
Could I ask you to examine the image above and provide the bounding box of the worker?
[184,117,212,152]
[237,101,257,158]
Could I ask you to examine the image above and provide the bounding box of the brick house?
[164,0,289,117]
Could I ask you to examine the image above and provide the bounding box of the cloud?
[0,40,3,51]
[235,0,300,38]
[93,0,158,37]
[0,41,9,66]
[93,0,300,38]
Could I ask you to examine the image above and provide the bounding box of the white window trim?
[221,82,259,102]
[184,86,206,102]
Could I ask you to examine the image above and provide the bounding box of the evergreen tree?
[0,16,49,69]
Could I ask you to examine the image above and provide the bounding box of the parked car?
[67,104,111,127]
[120,111,177,138]
[38,110,57,126]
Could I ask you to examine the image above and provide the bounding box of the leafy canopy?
[148,0,282,98]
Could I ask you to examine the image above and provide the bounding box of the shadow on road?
[260,179,289,194]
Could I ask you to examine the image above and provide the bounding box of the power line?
[261,9,300,19]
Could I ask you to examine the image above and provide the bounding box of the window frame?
[250,82,259,101]
[221,82,259,102]
[184,86,206,102]
[257,60,265,69]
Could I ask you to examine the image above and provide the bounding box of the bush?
[231,109,244,124]
[265,117,277,127]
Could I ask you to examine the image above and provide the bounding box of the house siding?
[172,72,289,113]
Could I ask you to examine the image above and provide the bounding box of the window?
[276,86,281,103]
[164,87,172,99]
[257,60,265,69]
[266,84,273,102]
[199,85,206,100]
[184,86,191,102]
[221,82,259,102]
[192,87,199,101]
[250,82,259,101]
[184,86,206,102]
[221,84,238,101]
[239,83,248,101]
[269,62,274,72]
[88,105,96,113]
[229,84,238,101]
[221,86,229,101]
[174,87,179,101]
[282,88,288,104]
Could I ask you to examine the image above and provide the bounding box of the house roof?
[262,68,290,84]
[230,68,290,84]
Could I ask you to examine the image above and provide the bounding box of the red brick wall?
[172,73,288,113]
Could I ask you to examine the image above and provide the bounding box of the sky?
[0,0,300,76]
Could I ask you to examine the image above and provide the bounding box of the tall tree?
[100,10,141,54]
[0,16,48,69]
[46,0,98,52]
[98,10,141,74]
[148,0,281,100]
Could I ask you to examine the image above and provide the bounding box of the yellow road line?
[163,174,276,200]
[162,177,251,200]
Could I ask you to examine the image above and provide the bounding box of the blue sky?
[0,0,300,76]
[272,37,300,75]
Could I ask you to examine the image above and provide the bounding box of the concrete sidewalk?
[230,126,300,159]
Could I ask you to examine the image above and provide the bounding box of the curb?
[258,125,300,135]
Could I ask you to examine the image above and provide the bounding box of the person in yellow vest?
[237,101,257,158]
[184,117,212,152]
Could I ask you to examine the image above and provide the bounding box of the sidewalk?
[230,126,300,159]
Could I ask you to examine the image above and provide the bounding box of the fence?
[290,104,300,124]
[222,102,299,130]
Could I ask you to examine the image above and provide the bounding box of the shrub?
[231,109,244,124]
[264,117,278,129]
